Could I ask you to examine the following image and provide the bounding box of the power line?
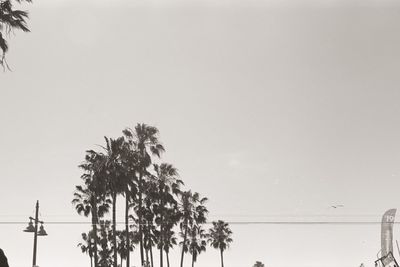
[0,221,392,225]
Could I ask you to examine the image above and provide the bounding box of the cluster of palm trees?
[72,123,233,267]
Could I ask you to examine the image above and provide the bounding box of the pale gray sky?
[1,0,400,267]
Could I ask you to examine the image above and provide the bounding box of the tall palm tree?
[78,232,95,267]
[179,191,208,267]
[120,136,139,267]
[73,150,110,267]
[208,220,233,267]
[102,136,129,267]
[123,123,165,266]
[187,225,207,267]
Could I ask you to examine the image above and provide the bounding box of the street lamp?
[23,200,48,267]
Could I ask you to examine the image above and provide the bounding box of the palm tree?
[78,232,95,267]
[73,150,110,267]
[161,198,180,267]
[98,220,113,267]
[143,220,156,267]
[187,225,207,267]
[152,163,182,267]
[102,136,129,267]
[114,230,135,267]
[253,261,265,267]
[144,221,157,267]
[141,193,157,267]
[208,220,233,267]
[73,184,110,267]
[120,142,139,267]
[179,191,208,267]
[163,227,177,267]
[123,123,165,266]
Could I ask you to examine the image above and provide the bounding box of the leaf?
[0,33,8,53]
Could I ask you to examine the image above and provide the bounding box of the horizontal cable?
[1,221,394,225]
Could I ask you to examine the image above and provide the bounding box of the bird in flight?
[331,205,344,208]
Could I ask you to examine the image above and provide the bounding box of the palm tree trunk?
[220,249,224,267]
[180,220,188,267]
[112,193,118,267]
[192,254,194,267]
[91,203,99,267]
[160,246,163,267]
[150,244,154,267]
[89,238,93,267]
[138,171,145,266]
[145,246,149,265]
[125,192,130,267]
[159,210,163,267]
[166,251,170,267]
[120,255,123,267]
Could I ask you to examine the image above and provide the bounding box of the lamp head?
[23,219,35,233]
[37,224,47,236]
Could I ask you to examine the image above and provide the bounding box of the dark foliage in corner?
[0,0,31,69]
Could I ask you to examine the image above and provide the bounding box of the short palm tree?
[163,227,177,267]
[114,230,135,267]
[98,220,113,267]
[253,261,265,267]
[142,196,157,267]
[78,231,95,267]
[161,201,180,267]
[208,220,233,267]
[179,191,208,267]
[152,163,182,267]
[187,225,207,267]
[72,174,110,267]
[143,220,156,267]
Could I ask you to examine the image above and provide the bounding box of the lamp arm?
[29,216,44,224]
